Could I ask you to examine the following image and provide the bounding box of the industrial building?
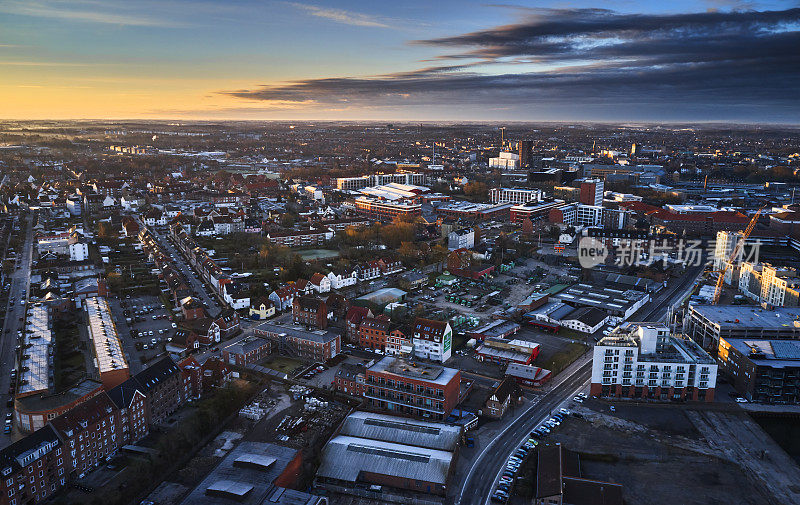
[315,411,461,497]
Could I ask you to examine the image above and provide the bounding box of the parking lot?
[121,295,178,363]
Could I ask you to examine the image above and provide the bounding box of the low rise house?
[249,297,276,320]
[412,318,453,363]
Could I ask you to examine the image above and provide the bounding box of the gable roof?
[133,356,181,392]
[105,377,145,410]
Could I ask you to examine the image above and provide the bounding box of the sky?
[1,0,799,122]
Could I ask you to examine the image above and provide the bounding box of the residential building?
[292,296,328,329]
[738,262,800,307]
[412,318,452,362]
[254,322,341,362]
[344,306,373,343]
[489,152,519,169]
[50,394,121,478]
[0,425,66,505]
[591,323,717,402]
[484,378,518,419]
[718,338,800,404]
[686,305,800,356]
[448,228,475,251]
[222,335,272,366]
[308,273,331,293]
[133,357,184,425]
[363,357,461,420]
[249,297,276,320]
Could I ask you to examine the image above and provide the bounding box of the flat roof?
[85,296,129,374]
[690,305,800,330]
[255,322,340,345]
[368,356,459,386]
[725,338,800,368]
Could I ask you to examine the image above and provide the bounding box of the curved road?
[456,359,592,505]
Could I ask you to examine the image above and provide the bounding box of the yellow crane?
[712,207,763,304]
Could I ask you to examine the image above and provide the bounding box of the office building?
[510,199,565,224]
[489,152,519,169]
[591,323,717,402]
[579,179,604,206]
[518,140,534,167]
[254,322,341,362]
[353,196,421,222]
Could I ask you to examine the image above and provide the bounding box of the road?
[455,358,592,505]
[453,262,706,504]
[0,211,34,448]
[144,225,221,318]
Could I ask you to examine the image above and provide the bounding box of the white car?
[573,396,583,403]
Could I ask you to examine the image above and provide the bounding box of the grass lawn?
[264,356,304,374]
[540,342,588,375]
[297,249,340,261]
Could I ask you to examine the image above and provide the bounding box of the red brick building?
[292,296,328,329]
[345,306,373,343]
[50,394,122,477]
[0,425,66,505]
[363,356,461,421]
[221,335,272,366]
[358,315,391,351]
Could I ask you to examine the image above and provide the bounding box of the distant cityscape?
[0,120,798,505]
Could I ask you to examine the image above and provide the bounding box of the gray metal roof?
[339,411,461,452]
[317,435,454,485]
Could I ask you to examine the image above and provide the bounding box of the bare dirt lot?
[545,402,775,505]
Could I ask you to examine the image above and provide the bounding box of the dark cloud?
[223,7,800,121]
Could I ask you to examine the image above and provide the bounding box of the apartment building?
[221,335,272,366]
[490,187,542,205]
[448,228,475,251]
[718,338,800,404]
[739,262,800,307]
[133,357,184,425]
[335,173,425,190]
[254,322,341,362]
[591,323,717,402]
[411,318,452,363]
[50,394,122,478]
[363,357,461,420]
[0,425,66,505]
[686,304,800,355]
[292,296,328,329]
[353,196,422,222]
[265,228,329,247]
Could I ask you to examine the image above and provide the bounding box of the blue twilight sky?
[1,0,799,122]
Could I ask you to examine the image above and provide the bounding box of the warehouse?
[315,411,460,497]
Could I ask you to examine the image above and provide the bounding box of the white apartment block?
[591,323,717,402]
[739,262,800,307]
[335,173,425,190]
[489,152,519,169]
[490,187,543,205]
[576,205,603,227]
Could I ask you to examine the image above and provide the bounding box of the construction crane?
[712,207,763,304]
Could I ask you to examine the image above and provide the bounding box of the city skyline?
[1,0,799,122]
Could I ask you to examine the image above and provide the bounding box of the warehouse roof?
[339,411,461,452]
[317,434,454,486]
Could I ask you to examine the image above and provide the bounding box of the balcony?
[364,392,445,414]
